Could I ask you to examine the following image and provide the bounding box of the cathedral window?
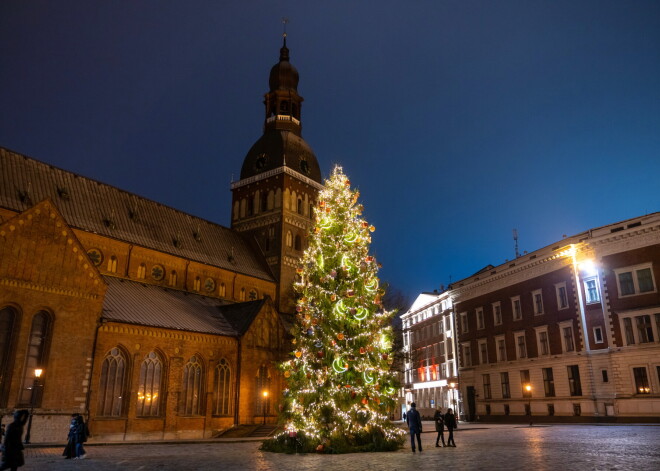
[247,197,254,216]
[137,351,163,417]
[256,365,271,418]
[18,311,51,406]
[180,355,203,416]
[137,263,146,279]
[286,231,293,248]
[213,359,232,415]
[98,347,127,417]
[294,234,302,251]
[107,255,118,273]
[275,188,282,208]
[219,283,226,298]
[240,288,246,302]
[0,306,17,407]
[261,191,268,213]
[240,199,246,218]
[193,277,201,291]
[297,198,303,215]
[169,271,177,287]
[267,190,274,210]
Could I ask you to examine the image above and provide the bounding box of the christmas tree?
[268,166,404,453]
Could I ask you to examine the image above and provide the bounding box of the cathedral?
[0,38,321,442]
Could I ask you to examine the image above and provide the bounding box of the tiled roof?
[218,298,268,335]
[0,147,275,281]
[102,277,238,336]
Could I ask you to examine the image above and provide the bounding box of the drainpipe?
[85,313,106,427]
[234,337,242,426]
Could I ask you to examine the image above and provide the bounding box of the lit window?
[193,277,201,291]
[107,255,118,273]
[633,367,650,394]
[615,264,656,297]
[169,271,177,287]
[137,263,146,279]
[520,370,531,397]
[584,277,600,304]
[219,283,226,298]
[137,352,163,416]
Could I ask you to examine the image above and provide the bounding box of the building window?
[536,329,549,356]
[0,307,17,407]
[624,318,635,345]
[493,302,502,326]
[482,374,492,400]
[294,234,302,251]
[256,365,271,417]
[137,352,163,416]
[584,277,600,304]
[563,325,575,352]
[462,344,472,367]
[181,356,203,416]
[219,283,226,298]
[18,312,51,406]
[479,340,488,365]
[168,270,177,287]
[511,296,522,321]
[602,370,609,382]
[137,263,146,279]
[501,372,511,399]
[496,336,507,362]
[97,347,126,417]
[633,367,651,394]
[476,308,484,330]
[620,313,658,346]
[240,288,246,301]
[193,277,201,291]
[567,365,582,396]
[460,312,468,334]
[286,231,293,247]
[573,403,581,416]
[555,282,568,310]
[615,264,656,297]
[593,326,604,344]
[516,332,527,359]
[107,255,118,273]
[520,370,531,397]
[542,368,555,397]
[532,289,544,315]
[636,315,655,343]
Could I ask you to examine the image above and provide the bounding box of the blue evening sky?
[1,1,659,301]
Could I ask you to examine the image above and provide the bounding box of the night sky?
[2,1,659,302]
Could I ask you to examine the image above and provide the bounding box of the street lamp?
[449,382,457,419]
[262,390,269,425]
[525,384,532,427]
[24,368,43,444]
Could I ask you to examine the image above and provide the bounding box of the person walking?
[433,407,446,447]
[62,414,77,459]
[73,415,89,459]
[406,402,423,452]
[444,408,457,447]
[0,409,29,471]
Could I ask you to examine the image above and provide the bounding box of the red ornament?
[351,391,357,399]
[382,353,388,360]
[361,397,368,405]
[360,347,366,354]
[317,351,324,358]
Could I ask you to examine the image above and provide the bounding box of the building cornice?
[231,166,324,191]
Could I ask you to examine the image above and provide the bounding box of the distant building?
[452,213,660,422]
[0,38,322,441]
[401,290,461,419]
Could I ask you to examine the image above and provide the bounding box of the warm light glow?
[449,382,456,389]
[34,369,43,378]
[578,260,597,277]
[525,384,532,392]
[263,390,269,398]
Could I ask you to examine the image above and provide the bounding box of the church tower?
[231,36,323,314]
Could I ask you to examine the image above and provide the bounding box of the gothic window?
[294,234,302,251]
[275,188,282,208]
[256,365,271,417]
[137,352,163,416]
[240,288,246,302]
[107,255,118,273]
[213,359,232,415]
[267,190,274,210]
[19,311,51,406]
[193,277,201,291]
[219,283,226,298]
[169,271,177,287]
[137,263,146,279]
[261,191,268,213]
[97,347,127,417]
[240,199,246,218]
[180,355,203,416]
[297,198,303,214]
[286,231,293,248]
[0,307,17,406]
[247,197,254,216]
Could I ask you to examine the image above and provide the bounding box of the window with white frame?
[476,307,485,330]
[461,343,472,367]
[555,282,569,310]
[515,331,527,359]
[495,335,506,362]
[618,311,659,346]
[535,327,550,356]
[615,263,656,297]
[532,289,544,315]
[493,302,502,326]
[559,320,575,353]
[511,296,522,321]
[593,326,604,344]
[460,312,468,334]
[478,339,488,365]
[584,277,600,304]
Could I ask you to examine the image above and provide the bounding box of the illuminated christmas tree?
[271,165,404,452]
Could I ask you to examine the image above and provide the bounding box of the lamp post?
[262,390,269,425]
[449,382,457,419]
[525,384,532,427]
[24,368,43,444]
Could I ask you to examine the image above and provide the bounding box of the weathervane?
[282,17,289,38]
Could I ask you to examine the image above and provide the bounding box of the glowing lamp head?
[34,369,43,378]
[449,382,456,389]
[578,260,598,277]
[525,384,532,392]
[263,390,269,398]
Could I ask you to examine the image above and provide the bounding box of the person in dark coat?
[444,408,457,447]
[62,414,77,459]
[405,402,423,452]
[73,415,88,459]
[0,409,29,471]
[433,407,446,447]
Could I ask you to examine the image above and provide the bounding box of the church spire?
[265,30,303,135]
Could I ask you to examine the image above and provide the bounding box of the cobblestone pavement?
[21,424,660,470]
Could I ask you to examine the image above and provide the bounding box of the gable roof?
[0,147,274,282]
[102,276,238,336]
[217,298,268,335]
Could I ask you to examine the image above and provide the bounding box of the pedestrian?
[62,414,77,459]
[444,408,457,447]
[402,411,407,422]
[0,409,29,471]
[406,402,423,452]
[73,414,89,459]
[434,407,446,447]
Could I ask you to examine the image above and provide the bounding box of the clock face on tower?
[299,158,309,175]
[255,153,268,170]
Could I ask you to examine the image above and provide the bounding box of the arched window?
[267,190,274,210]
[213,359,232,415]
[219,283,226,298]
[193,277,201,291]
[256,365,271,418]
[294,235,302,251]
[19,311,51,406]
[169,271,177,287]
[137,263,146,279]
[107,255,117,273]
[137,351,163,416]
[180,355,203,416]
[240,288,246,302]
[286,231,293,248]
[261,191,268,213]
[297,198,303,214]
[0,307,17,406]
[97,347,127,417]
